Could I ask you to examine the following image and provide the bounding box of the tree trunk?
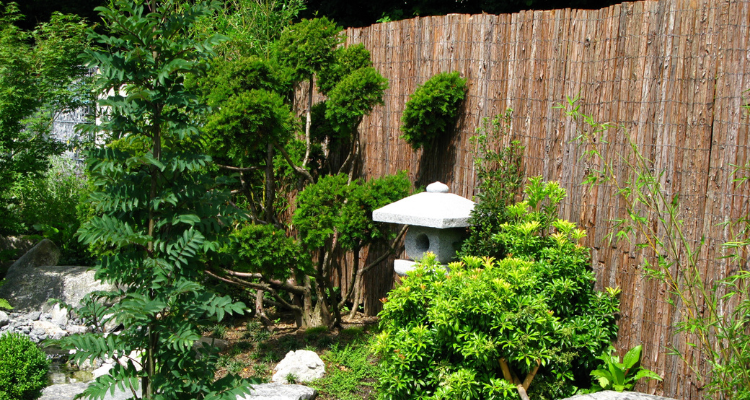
[302,76,313,168]
[264,142,275,223]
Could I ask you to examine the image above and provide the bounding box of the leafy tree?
[59,1,251,399]
[401,70,466,150]
[0,2,91,233]
[215,173,411,328]
[196,20,398,329]
[275,17,342,168]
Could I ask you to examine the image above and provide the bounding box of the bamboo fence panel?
[293,0,750,396]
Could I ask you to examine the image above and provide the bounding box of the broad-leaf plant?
[59,1,251,399]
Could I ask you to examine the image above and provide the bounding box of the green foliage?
[460,110,524,259]
[325,66,388,136]
[204,88,295,165]
[194,0,306,58]
[275,17,343,82]
[374,180,619,400]
[59,1,252,399]
[223,223,309,280]
[293,172,411,251]
[0,332,50,400]
[589,345,661,392]
[14,156,93,264]
[400,71,466,150]
[310,339,379,400]
[561,96,750,400]
[0,3,92,233]
[318,44,373,95]
[197,56,291,107]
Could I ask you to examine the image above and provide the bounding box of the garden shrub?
[401,71,466,150]
[0,332,50,400]
[374,179,620,400]
[459,110,524,260]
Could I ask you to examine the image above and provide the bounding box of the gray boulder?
[0,265,116,312]
[562,391,677,400]
[6,239,60,275]
[239,383,317,400]
[39,382,139,400]
[0,311,8,327]
[272,350,325,383]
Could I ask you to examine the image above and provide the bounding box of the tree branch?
[360,225,408,274]
[216,164,259,172]
[274,142,314,184]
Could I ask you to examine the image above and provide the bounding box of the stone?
[39,382,139,400]
[92,362,114,378]
[394,259,417,276]
[6,239,60,276]
[194,336,229,351]
[272,350,325,383]
[404,226,464,263]
[238,383,317,400]
[50,304,69,326]
[27,311,42,321]
[0,265,116,312]
[561,391,678,400]
[0,311,8,327]
[32,320,67,340]
[372,182,475,229]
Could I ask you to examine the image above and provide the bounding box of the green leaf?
[623,345,642,369]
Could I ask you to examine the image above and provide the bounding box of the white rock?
[562,391,677,400]
[32,320,67,340]
[272,350,325,383]
[0,311,8,327]
[93,362,114,378]
[238,383,317,400]
[50,303,69,326]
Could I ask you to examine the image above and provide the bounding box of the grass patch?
[309,337,378,400]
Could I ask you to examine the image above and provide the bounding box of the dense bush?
[0,332,50,400]
[401,71,466,150]
[374,179,619,400]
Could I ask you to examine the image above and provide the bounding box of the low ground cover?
[208,313,380,400]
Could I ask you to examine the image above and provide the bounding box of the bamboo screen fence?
[296,0,750,397]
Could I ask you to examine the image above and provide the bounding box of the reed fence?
[296,1,750,397]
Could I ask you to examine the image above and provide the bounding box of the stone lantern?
[372,181,475,276]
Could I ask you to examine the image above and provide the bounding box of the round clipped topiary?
[401,71,467,150]
[0,332,50,400]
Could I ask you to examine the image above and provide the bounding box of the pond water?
[46,348,94,385]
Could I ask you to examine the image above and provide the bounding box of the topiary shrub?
[373,178,620,400]
[0,332,50,400]
[400,71,466,150]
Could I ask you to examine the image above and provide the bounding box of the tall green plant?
[559,95,750,400]
[460,109,524,259]
[60,1,250,399]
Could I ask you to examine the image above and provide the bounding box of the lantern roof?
[372,181,475,229]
